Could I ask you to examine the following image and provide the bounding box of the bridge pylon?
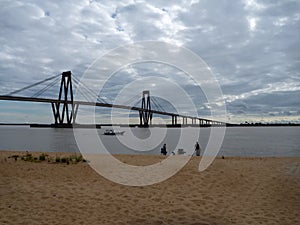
[51,71,78,125]
[139,90,152,126]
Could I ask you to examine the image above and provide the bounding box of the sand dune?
[0,150,299,225]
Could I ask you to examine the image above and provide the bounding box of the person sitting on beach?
[161,144,167,155]
[195,141,201,156]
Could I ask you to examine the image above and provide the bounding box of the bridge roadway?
[0,95,224,125]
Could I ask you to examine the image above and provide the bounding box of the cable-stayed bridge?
[0,71,225,127]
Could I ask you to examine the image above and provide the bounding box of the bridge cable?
[73,78,106,104]
[122,93,141,106]
[72,79,95,103]
[73,78,102,103]
[151,97,165,112]
[8,73,61,96]
[31,77,61,98]
[73,76,104,103]
[72,76,108,104]
[151,99,161,112]
[75,88,93,103]
[72,76,97,101]
[155,98,167,112]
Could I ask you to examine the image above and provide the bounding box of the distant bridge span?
[0,71,225,127]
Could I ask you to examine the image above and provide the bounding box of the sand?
[0,150,299,225]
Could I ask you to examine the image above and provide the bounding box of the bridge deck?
[0,95,222,123]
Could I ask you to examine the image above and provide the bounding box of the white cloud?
[273,17,289,26]
[247,16,258,31]
[243,0,266,11]
[224,81,300,103]
[0,0,299,123]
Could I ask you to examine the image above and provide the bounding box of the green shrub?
[61,157,67,163]
[76,155,83,162]
[22,152,33,161]
[22,155,33,161]
[13,152,86,164]
[10,155,19,161]
[39,154,46,161]
[68,154,85,163]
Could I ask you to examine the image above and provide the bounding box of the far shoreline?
[1,123,300,128]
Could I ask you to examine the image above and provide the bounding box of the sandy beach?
[0,150,299,225]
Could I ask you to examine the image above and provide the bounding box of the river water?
[0,126,299,157]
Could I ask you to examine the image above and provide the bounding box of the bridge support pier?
[139,90,152,126]
[171,115,178,125]
[182,117,187,125]
[51,71,77,125]
[199,119,203,126]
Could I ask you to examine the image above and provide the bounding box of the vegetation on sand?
[8,152,86,164]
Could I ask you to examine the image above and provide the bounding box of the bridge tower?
[139,90,152,126]
[51,71,78,125]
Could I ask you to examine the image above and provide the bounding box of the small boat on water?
[103,129,125,136]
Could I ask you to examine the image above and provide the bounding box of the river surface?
[0,126,299,157]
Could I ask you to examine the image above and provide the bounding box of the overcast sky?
[0,0,299,124]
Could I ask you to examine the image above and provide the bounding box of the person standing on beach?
[195,141,201,156]
[161,143,167,155]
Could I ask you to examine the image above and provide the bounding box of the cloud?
[0,0,299,123]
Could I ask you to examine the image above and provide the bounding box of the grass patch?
[69,154,85,163]
[9,154,19,161]
[61,157,67,163]
[39,153,47,161]
[23,152,33,162]
[8,152,86,164]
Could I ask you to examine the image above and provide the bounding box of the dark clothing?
[195,142,200,156]
[161,145,167,155]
